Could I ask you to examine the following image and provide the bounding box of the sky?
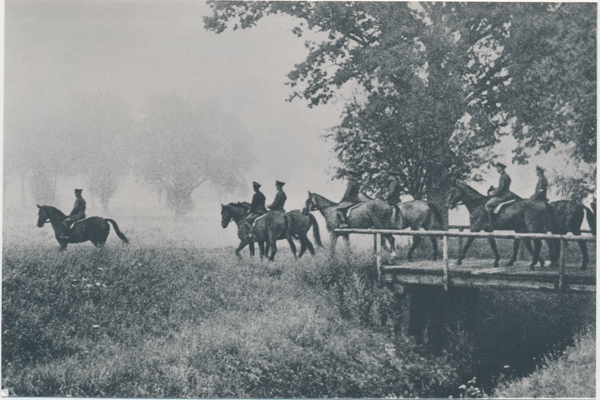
[3,0,590,245]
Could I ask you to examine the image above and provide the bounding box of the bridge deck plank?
[381,259,595,292]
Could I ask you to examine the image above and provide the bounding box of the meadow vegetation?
[2,215,595,398]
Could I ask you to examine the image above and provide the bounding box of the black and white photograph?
[2,1,596,398]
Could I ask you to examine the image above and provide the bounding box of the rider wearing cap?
[385,170,403,206]
[337,170,362,228]
[60,189,87,240]
[485,162,512,228]
[244,181,267,231]
[268,180,287,212]
[530,166,549,202]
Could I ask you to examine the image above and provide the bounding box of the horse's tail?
[308,213,324,248]
[105,219,130,244]
[583,205,596,236]
[428,202,444,229]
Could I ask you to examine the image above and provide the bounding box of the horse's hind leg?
[430,236,438,261]
[488,237,500,268]
[407,235,421,262]
[385,235,396,259]
[529,239,542,270]
[507,239,520,266]
[578,240,588,270]
[305,238,315,256]
[287,237,297,259]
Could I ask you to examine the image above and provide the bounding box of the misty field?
[2,213,595,398]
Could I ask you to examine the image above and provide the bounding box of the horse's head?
[305,192,317,212]
[446,185,463,210]
[221,204,232,228]
[37,205,68,227]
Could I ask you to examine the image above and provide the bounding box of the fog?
[4,0,589,249]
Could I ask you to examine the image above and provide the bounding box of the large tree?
[134,94,254,216]
[205,2,596,218]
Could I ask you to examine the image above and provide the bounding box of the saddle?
[493,199,516,214]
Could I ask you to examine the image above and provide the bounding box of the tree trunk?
[426,173,450,230]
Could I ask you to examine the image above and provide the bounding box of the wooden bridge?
[334,228,596,293]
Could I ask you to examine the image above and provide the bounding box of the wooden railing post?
[375,233,382,281]
[442,234,449,291]
[559,238,567,292]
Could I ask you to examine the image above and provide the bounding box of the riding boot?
[486,210,495,231]
[60,223,70,240]
[337,210,349,228]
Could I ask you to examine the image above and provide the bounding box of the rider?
[244,181,267,232]
[385,170,403,206]
[485,162,512,228]
[60,189,87,240]
[336,169,362,228]
[530,166,549,202]
[268,180,287,212]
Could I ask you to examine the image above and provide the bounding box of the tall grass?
[492,327,595,398]
[2,215,595,398]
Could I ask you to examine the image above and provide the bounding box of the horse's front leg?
[269,238,278,261]
[578,240,588,270]
[488,237,500,268]
[287,237,297,259]
[407,235,421,262]
[456,237,476,266]
[258,241,265,259]
[507,239,520,266]
[330,233,338,258]
[235,241,248,258]
[249,241,255,257]
[384,235,396,259]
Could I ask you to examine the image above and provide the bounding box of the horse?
[549,200,596,269]
[393,200,443,261]
[220,202,256,257]
[284,210,324,257]
[220,203,322,260]
[304,191,395,257]
[361,192,442,260]
[36,205,129,251]
[446,182,559,269]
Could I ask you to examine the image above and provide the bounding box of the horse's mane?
[39,205,67,218]
[455,182,487,200]
[310,192,338,207]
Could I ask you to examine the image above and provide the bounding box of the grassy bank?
[2,216,595,398]
[492,327,595,398]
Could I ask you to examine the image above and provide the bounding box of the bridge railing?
[333,228,596,291]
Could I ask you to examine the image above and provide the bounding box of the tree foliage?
[134,94,254,216]
[205,2,596,204]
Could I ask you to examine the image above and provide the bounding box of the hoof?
[529,263,535,270]
[493,262,499,268]
[539,260,545,268]
[507,260,515,267]
[455,259,463,266]
[581,263,588,270]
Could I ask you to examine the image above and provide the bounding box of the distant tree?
[134,94,254,216]
[64,94,134,212]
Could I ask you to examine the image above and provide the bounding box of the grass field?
[2,213,596,398]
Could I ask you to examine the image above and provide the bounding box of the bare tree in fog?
[134,94,254,216]
[4,110,68,206]
[65,94,134,211]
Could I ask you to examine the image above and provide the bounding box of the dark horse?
[37,205,129,251]
[550,200,596,269]
[393,200,443,261]
[446,182,559,269]
[220,203,322,260]
[363,193,442,260]
[304,191,395,257]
